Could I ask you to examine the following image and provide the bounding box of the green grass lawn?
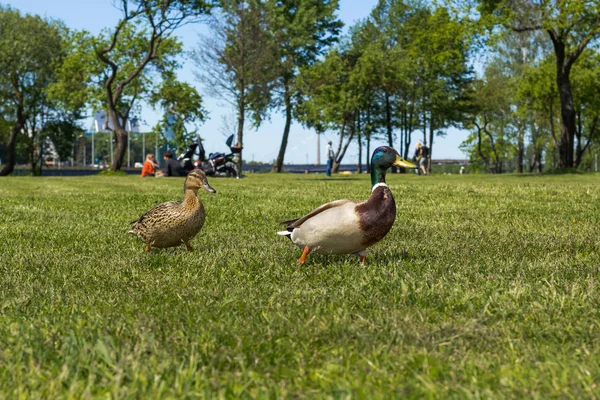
[1,172,600,398]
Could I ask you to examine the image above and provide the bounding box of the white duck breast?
[290,201,365,254]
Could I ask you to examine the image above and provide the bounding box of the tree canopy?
[3,0,600,174]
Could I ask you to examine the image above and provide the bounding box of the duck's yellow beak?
[393,155,417,169]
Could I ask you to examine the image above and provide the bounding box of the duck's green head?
[371,146,416,186]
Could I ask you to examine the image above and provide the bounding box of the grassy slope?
[1,173,600,398]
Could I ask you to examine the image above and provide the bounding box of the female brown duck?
[129,169,216,252]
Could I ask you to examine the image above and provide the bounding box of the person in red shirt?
[141,153,157,177]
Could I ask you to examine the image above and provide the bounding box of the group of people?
[141,151,185,178]
[146,140,431,178]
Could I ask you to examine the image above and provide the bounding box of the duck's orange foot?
[145,245,151,253]
[359,255,367,264]
[297,246,311,266]
[185,243,194,252]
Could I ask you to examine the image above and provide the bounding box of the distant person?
[460,166,465,175]
[326,140,334,177]
[141,153,157,177]
[163,151,185,177]
[413,142,429,175]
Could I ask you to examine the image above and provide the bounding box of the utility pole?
[316,132,320,165]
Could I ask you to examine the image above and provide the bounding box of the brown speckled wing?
[282,199,357,228]
[131,201,182,229]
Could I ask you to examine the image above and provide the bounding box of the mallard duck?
[277,146,416,265]
[129,169,216,252]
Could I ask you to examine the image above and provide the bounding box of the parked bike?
[177,135,241,178]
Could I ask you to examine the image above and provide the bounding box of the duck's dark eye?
[383,148,388,153]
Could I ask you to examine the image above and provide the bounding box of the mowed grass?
[1,172,600,398]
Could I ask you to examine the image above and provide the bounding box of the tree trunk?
[333,119,347,163]
[272,82,292,173]
[399,105,404,158]
[422,108,427,145]
[108,107,128,171]
[475,119,491,172]
[30,127,42,176]
[385,92,398,172]
[366,133,371,173]
[550,34,576,168]
[385,92,393,146]
[529,118,543,174]
[366,109,372,173]
[428,117,434,174]
[356,112,362,173]
[333,120,355,173]
[0,119,22,176]
[556,69,576,168]
[403,106,414,160]
[575,115,596,168]
[237,94,245,175]
[517,126,524,173]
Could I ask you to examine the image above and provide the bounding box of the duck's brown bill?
[203,184,217,193]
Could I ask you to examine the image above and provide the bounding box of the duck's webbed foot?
[356,250,367,265]
[297,246,311,266]
[185,242,194,252]
[145,245,151,253]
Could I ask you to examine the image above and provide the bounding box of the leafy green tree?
[462,62,516,173]
[349,1,472,173]
[268,0,343,172]
[150,73,205,152]
[517,56,558,171]
[412,7,473,173]
[570,51,600,168]
[193,0,278,173]
[297,48,361,172]
[55,0,214,172]
[0,6,78,176]
[475,0,600,169]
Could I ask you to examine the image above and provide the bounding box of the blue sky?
[11,0,469,163]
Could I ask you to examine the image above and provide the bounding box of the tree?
[268,0,343,172]
[150,72,205,152]
[348,1,472,173]
[461,62,515,173]
[92,0,213,171]
[193,0,277,174]
[494,30,550,173]
[516,54,557,172]
[476,0,600,169]
[411,7,473,173]
[570,50,600,168]
[297,48,361,172]
[0,6,77,176]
